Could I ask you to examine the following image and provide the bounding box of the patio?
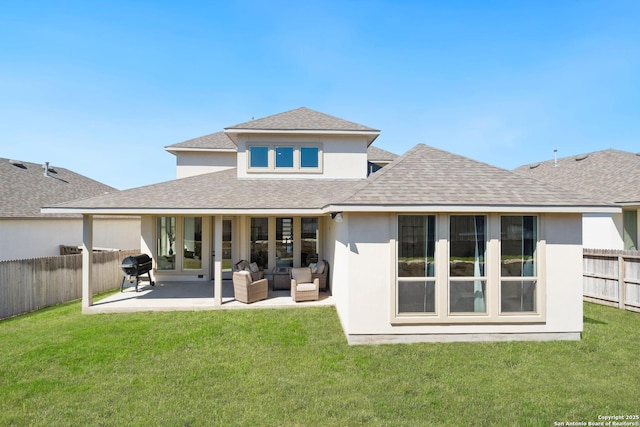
[86,279,334,314]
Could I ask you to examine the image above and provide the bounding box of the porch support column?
[82,214,94,312]
[214,215,223,306]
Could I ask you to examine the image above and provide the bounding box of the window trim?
[391,213,547,325]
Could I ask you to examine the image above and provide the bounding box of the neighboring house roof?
[367,146,398,163]
[335,144,611,209]
[165,131,236,151]
[513,149,640,205]
[44,144,613,215]
[0,158,117,218]
[225,107,379,132]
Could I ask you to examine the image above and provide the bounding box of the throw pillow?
[316,260,325,274]
[249,262,259,273]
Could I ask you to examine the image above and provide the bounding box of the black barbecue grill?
[120,254,155,292]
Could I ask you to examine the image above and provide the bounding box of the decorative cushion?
[309,263,318,274]
[297,282,317,292]
[236,260,249,271]
[316,260,325,275]
[249,262,259,273]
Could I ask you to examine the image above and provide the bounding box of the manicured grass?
[1,302,638,426]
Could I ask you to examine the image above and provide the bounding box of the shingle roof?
[46,168,360,211]
[166,131,235,150]
[367,146,398,163]
[513,149,640,204]
[0,158,117,218]
[46,144,611,214]
[225,107,379,132]
[339,144,609,207]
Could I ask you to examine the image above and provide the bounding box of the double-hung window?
[500,216,537,313]
[397,215,436,314]
[449,215,487,314]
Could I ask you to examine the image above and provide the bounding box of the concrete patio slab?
[85,280,334,314]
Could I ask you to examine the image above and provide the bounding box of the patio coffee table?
[271,267,291,291]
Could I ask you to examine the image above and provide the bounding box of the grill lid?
[121,254,152,268]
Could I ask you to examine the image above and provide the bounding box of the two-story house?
[45,107,617,344]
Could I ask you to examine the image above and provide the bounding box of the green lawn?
[1,302,638,426]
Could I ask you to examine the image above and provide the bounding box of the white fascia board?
[322,204,622,214]
[164,147,237,153]
[42,207,325,216]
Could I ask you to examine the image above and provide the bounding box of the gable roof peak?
[225,107,380,132]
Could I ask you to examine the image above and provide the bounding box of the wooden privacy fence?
[0,249,139,320]
[583,248,640,312]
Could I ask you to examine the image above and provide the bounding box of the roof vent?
[529,163,540,169]
[554,149,558,167]
[575,154,589,161]
[9,159,27,169]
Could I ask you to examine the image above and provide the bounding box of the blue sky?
[1,0,639,190]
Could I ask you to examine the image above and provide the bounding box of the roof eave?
[164,147,237,155]
[41,207,327,216]
[323,204,621,214]
[223,128,380,145]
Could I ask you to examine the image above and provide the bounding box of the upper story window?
[247,144,322,173]
[275,146,294,168]
[300,147,319,168]
[249,146,269,168]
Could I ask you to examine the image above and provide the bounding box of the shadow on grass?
[584,316,607,325]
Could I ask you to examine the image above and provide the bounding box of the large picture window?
[500,216,537,313]
[449,215,486,313]
[394,213,543,324]
[397,215,436,313]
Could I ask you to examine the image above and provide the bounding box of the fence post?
[618,255,625,310]
[82,214,94,311]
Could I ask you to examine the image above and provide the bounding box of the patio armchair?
[232,271,268,304]
[309,259,329,291]
[290,267,320,302]
[233,259,264,281]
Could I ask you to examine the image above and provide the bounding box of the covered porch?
[79,211,334,313]
[86,279,334,314]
